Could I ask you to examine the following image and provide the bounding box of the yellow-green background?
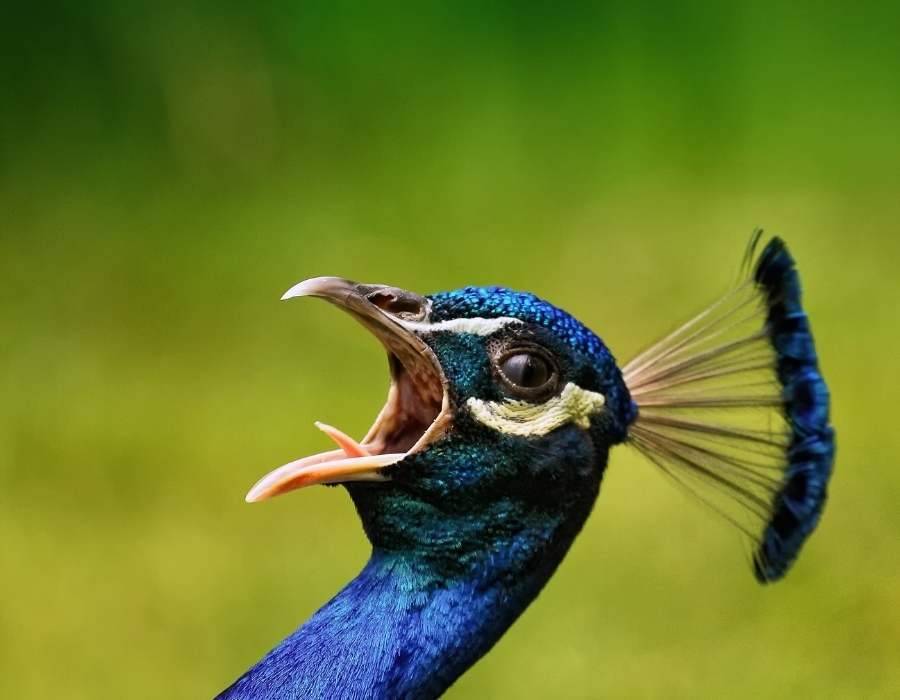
[2,3,897,698]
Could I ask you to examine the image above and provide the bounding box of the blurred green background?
[2,2,898,698]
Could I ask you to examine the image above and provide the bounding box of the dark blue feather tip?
[751,237,835,582]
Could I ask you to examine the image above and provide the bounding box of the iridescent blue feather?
[623,234,835,582]
[752,238,834,581]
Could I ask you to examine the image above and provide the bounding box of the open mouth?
[245,277,451,503]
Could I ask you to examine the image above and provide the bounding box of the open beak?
[245,277,450,503]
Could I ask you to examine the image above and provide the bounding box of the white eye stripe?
[397,316,520,336]
[466,382,606,437]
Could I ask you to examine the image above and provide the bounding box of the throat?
[216,526,582,700]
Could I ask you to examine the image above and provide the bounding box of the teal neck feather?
[216,435,605,699]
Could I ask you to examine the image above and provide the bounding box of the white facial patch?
[466,382,606,437]
[398,316,519,336]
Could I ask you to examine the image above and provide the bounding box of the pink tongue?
[315,422,371,457]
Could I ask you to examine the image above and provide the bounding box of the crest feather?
[623,232,835,582]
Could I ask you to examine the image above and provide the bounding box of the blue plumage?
[430,286,613,361]
[217,551,548,698]
[752,238,835,581]
[220,236,834,698]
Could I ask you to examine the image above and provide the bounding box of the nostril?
[365,287,429,321]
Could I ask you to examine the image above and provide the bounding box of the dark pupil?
[500,353,550,388]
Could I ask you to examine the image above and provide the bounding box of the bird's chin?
[244,277,451,503]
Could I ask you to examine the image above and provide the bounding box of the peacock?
[216,233,834,699]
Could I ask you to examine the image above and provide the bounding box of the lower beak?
[245,277,446,503]
[244,425,405,502]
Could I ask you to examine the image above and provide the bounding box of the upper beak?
[245,277,446,503]
[279,277,431,366]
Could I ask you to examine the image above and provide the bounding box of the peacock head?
[246,277,635,572]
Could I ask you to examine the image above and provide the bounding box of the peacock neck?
[216,511,592,700]
[218,434,607,699]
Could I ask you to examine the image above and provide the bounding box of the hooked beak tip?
[280,280,313,301]
[280,276,355,302]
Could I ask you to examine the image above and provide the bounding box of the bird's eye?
[497,350,557,398]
